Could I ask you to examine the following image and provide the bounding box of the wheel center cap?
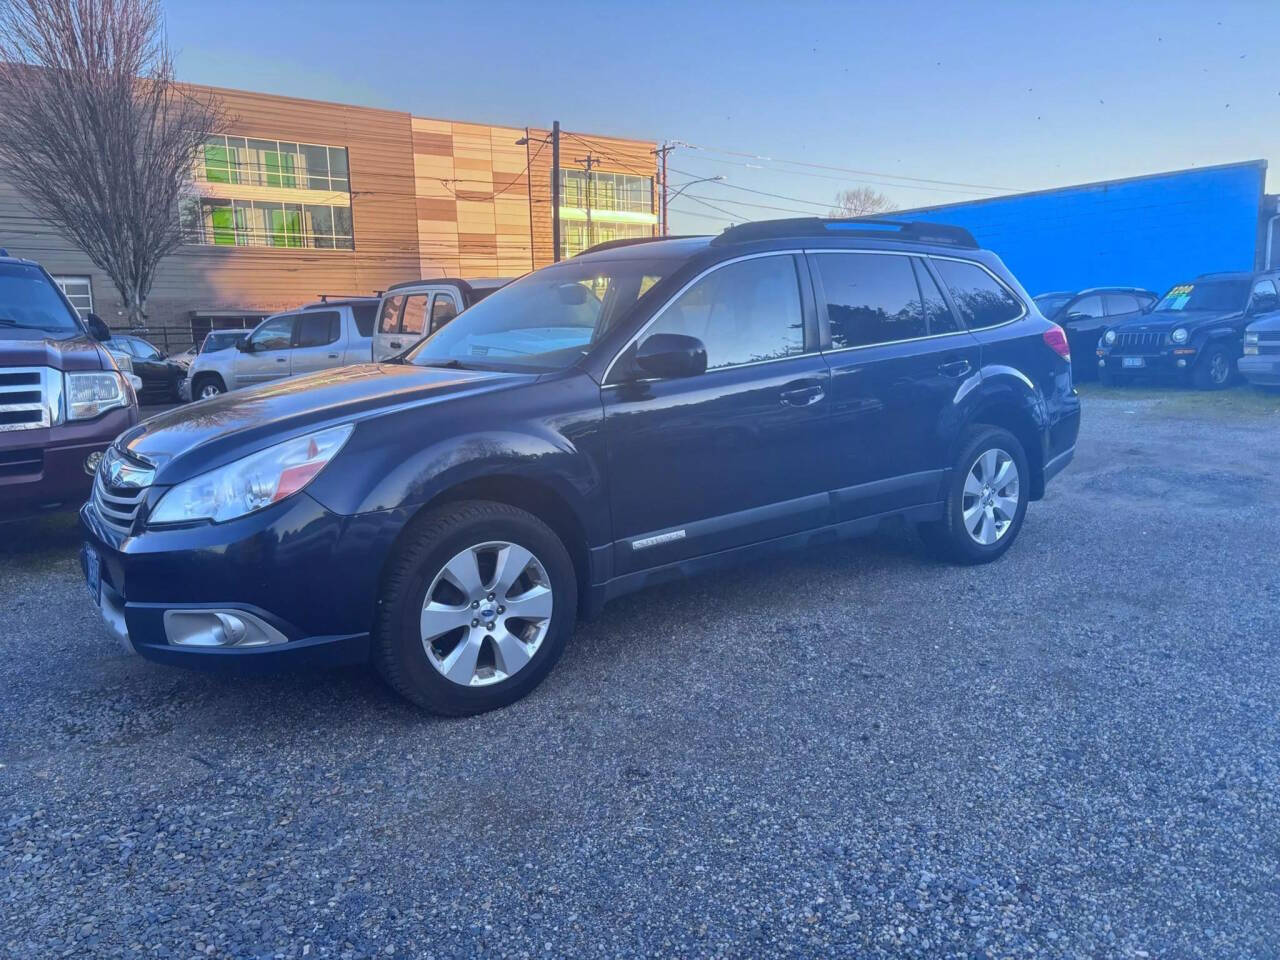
[479,606,496,620]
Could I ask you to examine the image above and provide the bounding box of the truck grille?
[0,368,51,431]
[1257,330,1280,355]
[1113,331,1166,352]
[91,447,154,534]
[0,446,43,478]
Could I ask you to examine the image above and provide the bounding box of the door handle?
[276,357,287,363]
[780,382,825,407]
[937,359,972,378]
[389,340,403,350]
[327,353,339,359]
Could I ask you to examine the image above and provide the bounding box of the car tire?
[192,374,225,399]
[373,500,577,716]
[1191,343,1234,390]
[919,425,1030,565]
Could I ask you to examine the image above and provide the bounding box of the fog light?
[84,450,103,476]
[1176,358,1187,368]
[1097,358,1106,368]
[163,609,287,647]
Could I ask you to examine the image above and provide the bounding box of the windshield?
[406,256,672,371]
[202,331,247,353]
[1154,280,1249,313]
[1033,294,1071,317]
[0,262,82,333]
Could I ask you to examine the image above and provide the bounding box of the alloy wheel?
[1209,352,1230,385]
[420,541,553,687]
[962,448,1020,546]
[199,383,222,399]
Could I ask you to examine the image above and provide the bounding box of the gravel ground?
[2,387,1279,959]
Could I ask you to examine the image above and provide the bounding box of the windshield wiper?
[0,318,63,331]
[415,358,472,370]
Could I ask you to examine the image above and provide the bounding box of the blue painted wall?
[903,161,1266,298]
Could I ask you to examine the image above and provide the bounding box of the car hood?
[115,362,538,482]
[0,329,109,370]
[1109,309,1240,332]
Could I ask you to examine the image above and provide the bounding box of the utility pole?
[652,141,682,236]
[551,120,561,262]
[575,153,599,251]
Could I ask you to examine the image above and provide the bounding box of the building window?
[200,135,351,193]
[53,275,93,317]
[559,221,653,259]
[184,199,354,250]
[560,170,653,215]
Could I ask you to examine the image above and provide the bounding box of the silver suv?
[184,298,378,400]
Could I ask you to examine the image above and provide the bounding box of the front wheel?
[919,426,1030,565]
[1191,344,1234,390]
[193,374,226,400]
[373,501,577,715]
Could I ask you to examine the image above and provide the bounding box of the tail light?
[1042,324,1070,361]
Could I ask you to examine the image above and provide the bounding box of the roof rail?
[711,217,978,249]
[1195,270,1250,280]
[384,276,477,294]
[317,293,373,303]
[577,235,701,257]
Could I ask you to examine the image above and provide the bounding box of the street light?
[515,122,562,261]
[666,174,725,206]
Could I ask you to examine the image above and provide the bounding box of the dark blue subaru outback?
[81,218,1080,715]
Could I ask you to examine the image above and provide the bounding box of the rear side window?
[377,295,404,334]
[814,252,926,348]
[1104,293,1140,315]
[351,303,376,338]
[931,258,1024,329]
[296,311,339,347]
[914,259,960,335]
[644,254,805,370]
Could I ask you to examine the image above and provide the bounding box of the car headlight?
[1245,331,1259,344]
[1170,327,1189,344]
[148,424,354,525]
[64,371,132,421]
[1103,329,1117,345]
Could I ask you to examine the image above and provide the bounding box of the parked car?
[372,277,510,362]
[1033,287,1156,378]
[1096,270,1280,388]
[104,334,186,402]
[183,298,378,400]
[80,218,1079,715]
[176,330,252,399]
[1238,277,1280,387]
[0,250,139,520]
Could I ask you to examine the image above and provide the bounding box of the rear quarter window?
[931,258,1025,330]
[352,303,377,338]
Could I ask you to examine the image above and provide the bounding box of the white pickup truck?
[183,297,378,400]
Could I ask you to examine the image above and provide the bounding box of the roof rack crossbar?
[576,235,701,257]
[710,217,978,249]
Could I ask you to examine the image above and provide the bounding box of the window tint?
[1104,293,1140,315]
[351,302,376,338]
[250,315,295,351]
[815,252,925,347]
[377,296,404,334]
[297,311,339,348]
[131,339,161,360]
[430,293,459,331]
[931,259,1024,329]
[400,295,429,336]
[914,259,959,334]
[643,254,804,370]
[1066,295,1104,318]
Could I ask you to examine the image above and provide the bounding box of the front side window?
[814,252,926,348]
[915,260,960,335]
[131,338,162,360]
[1104,293,1140,315]
[400,295,429,336]
[408,254,676,372]
[249,315,295,351]
[931,258,1024,329]
[643,254,804,369]
[296,311,339,348]
[430,294,459,331]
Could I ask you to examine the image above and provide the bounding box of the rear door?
[290,310,342,377]
[1060,293,1106,360]
[810,250,981,520]
[234,314,296,387]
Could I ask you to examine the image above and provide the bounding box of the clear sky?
[164,0,1279,234]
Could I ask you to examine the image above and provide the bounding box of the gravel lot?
[2,386,1279,958]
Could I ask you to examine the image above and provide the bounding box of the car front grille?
[1113,331,1166,352]
[1257,330,1280,355]
[0,367,51,432]
[91,447,154,534]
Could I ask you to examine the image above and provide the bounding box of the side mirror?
[86,313,110,341]
[236,338,253,352]
[632,333,707,380]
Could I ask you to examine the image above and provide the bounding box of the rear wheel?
[373,500,577,715]
[193,373,225,400]
[920,426,1030,565]
[1192,343,1234,390]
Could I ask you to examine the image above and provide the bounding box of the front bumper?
[178,377,192,402]
[1237,355,1280,386]
[78,494,409,673]
[1095,349,1194,379]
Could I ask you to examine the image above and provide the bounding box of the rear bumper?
[1237,355,1280,386]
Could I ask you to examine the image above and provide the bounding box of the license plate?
[1122,357,1145,369]
[83,545,101,604]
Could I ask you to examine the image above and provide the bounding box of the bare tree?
[830,186,894,218]
[0,0,223,327]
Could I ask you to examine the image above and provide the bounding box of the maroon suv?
[1,253,138,520]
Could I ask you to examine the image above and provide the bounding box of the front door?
[602,252,831,575]
[808,251,982,520]
[290,310,342,377]
[235,314,295,387]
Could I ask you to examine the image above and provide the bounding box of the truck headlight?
[149,424,353,525]
[1170,327,1189,344]
[1103,329,1116,345]
[64,371,131,421]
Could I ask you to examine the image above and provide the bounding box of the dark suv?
[1033,287,1156,378]
[79,218,1079,715]
[1095,270,1280,388]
